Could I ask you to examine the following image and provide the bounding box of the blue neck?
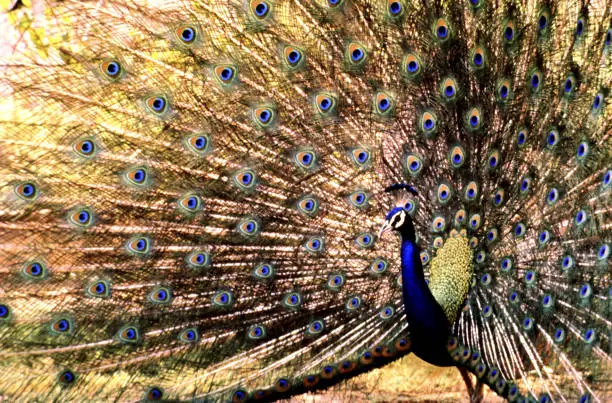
[400,234,454,366]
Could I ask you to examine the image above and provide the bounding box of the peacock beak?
[378,220,392,239]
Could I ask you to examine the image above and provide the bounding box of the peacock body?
[0,0,610,401]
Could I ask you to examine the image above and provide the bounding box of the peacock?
[0,0,610,401]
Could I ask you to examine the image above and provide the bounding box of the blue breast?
[400,236,454,366]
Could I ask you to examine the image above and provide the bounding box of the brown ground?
[289,354,505,402]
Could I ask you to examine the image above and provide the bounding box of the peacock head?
[379,184,417,242]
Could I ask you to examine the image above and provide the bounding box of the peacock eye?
[282,291,302,309]
[347,42,367,65]
[179,328,200,343]
[14,181,39,201]
[68,207,94,228]
[214,65,237,86]
[100,60,123,80]
[178,193,203,213]
[326,273,345,290]
[405,154,423,176]
[73,139,97,157]
[50,317,74,334]
[184,133,211,155]
[124,166,150,187]
[118,325,140,344]
[247,324,267,340]
[296,196,320,216]
[355,232,375,249]
[370,258,388,274]
[23,260,47,280]
[251,105,276,129]
[345,295,362,311]
[252,263,274,280]
[146,387,164,401]
[304,236,324,253]
[388,1,403,17]
[233,168,257,191]
[149,286,172,304]
[347,190,368,208]
[294,149,316,169]
[237,217,260,237]
[379,306,394,319]
[175,26,197,44]
[250,0,272,19]
[212,290,234,307]
[403,53,422,78]
[86,280,111,298]
[58,370,77,386]
[145,95,168,115]
[126,236,151,255]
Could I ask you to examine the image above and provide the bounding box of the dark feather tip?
[384,183,418,195]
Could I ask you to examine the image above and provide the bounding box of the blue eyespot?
[520,176,532,194]
[576,18,584,36]
[389,1,402,16]
[179,328,199,343]
[180,27,195,42]
[514,222,526,237]
[348,190,368,208]
[284,46,305,69]
[306,319,325,336]
[509,291,519,304]
[252,1,271,18]
[23,260,47,279]
[118,325,140,343]
[350,147,371,167]
[346,296,361,311]
[541,294,554,309]
[283,291,302,309]
[592,93,603,114]
[213,64,239,86]
[379,306,394,319]
[406,154,423,176]
[500,85,508,98]
[238,217,260,237]
[546,188,560,205]
[146,387,163,401]
[248,324,267,340]
[355,232,375,249]
[564,77,574,94]
[51,318,73,334]
[554,327,566,343]
[579,283,592,299]
[523,316,534,330]
[500,257,513,272]
[575,209,587,226]
[370,258,388,274]
[213,290,234,307]
[14,181,38,201]
[58,370,76,385]
[149,286,172,304]
[504,24,514,41]
[538,15,547,30]
[561,255,574,271]
[597,244,610,260]
[175,26,197,45]
[87,280,111,298]
[517,130,527,146]
[0,304,10,320]
[126,236,151,255]
[525,270,536,285]
[146,96,167,114]
[327,273,345,289]
[476,251,486,264]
